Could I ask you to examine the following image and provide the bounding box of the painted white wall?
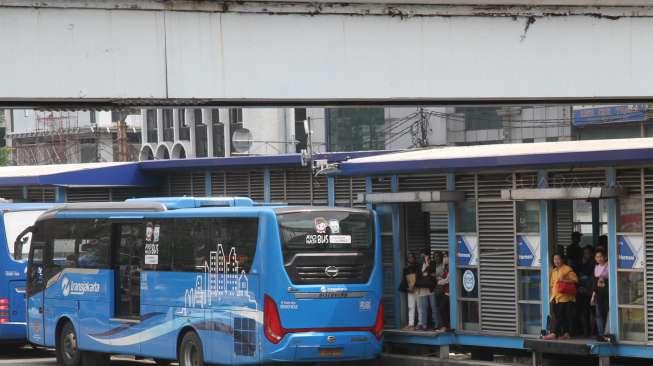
[2,7,653,101]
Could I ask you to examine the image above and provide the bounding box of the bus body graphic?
[25,197,383,364]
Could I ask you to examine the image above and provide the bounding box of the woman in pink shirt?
[591,249,610,342]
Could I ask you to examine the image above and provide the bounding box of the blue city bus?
[0,203,53,345]
[25,197,383,366]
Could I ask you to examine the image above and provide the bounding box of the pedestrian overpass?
[1,0,653,107]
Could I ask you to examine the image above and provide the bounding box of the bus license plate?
[319,348,343,357]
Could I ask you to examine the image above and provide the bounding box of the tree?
[0,147,11,166]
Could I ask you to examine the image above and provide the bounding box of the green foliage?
[0,147,10,166]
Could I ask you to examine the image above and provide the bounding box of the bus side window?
[49,222,77,269]
[172,219,209,272]
[209,218,259,274]
[77,221,111,269]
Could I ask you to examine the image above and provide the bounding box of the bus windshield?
[277,210,373,257]
[6,210,45,260]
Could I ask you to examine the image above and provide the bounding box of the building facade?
[5,109,142,165]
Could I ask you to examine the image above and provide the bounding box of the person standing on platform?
[591,249,610,342]
[415,249,440,331]
[436,253,450,333]
[544,253,578,340]
[576,246,595,337]
[399,253,418,330]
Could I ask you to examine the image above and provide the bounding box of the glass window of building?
[456,200,476,233]
[456,106,503,131]
[516,200,540,233]
[617,197,642,233]
[326,108,385,152]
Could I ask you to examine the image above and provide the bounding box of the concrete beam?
[358,190,464,203]
[500,187,626,200]
[2,5,653,104]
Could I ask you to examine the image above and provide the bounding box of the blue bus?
[0,203,53,345]
[26,197,383,366]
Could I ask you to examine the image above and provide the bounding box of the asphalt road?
[0,346,167,366]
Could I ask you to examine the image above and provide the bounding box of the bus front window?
[5,211,45,261]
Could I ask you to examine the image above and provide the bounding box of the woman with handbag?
[399,253,418,330]
[591,249,610,342]
[544,253,578,340]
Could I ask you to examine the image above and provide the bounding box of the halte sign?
[617,234,644,269]
[457,235,478,266]
[517,235,541,268]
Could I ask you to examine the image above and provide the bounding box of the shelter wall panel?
[269,169,286,203]
[645,198,653,343]
[225,170,250,197]
[477,173,516,335]
[168,172,192,196]
[285,168,311,205]
[67,188,111,202]
[334,176,352,207]
[0,187,23,201]
[515,172,539,189]
[312,174,328,206]
[111,187,157,201]
[428,206,449,253]
[381,234,396,328]
[405,204,428,257]
[549,169,606,188]
[351,176,367,208]
[191,172,205,196]
[455,174,476,200]
[211,171,226,196]
[27,187,55,202]
[616,168,642,195]
[249,169,265,202]
[398,174,447,192]
[371,176,392,193]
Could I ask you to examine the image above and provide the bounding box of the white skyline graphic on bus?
[181,243,256,312]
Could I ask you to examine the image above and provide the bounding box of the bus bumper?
[264,331,382,362]
[0,322,26,342]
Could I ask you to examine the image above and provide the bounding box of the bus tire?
[179,331,204,366]
[56,321,81,366]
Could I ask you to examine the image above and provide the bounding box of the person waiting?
[544,253,578,340]
[399,253,418,330]
[591,249,610,342]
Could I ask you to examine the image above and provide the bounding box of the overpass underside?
[1,0,653,107]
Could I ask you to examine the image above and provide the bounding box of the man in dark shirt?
[576,245,595,337]
[566,231,583,272]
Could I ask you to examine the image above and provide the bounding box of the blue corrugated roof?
[0,162,156,187]
[138,154,303,171]
[338,138,653,176]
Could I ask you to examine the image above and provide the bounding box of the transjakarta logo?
[61,276,100,296]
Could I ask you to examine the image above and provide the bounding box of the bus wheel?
[56,322,81,366]
[179,331,204,366]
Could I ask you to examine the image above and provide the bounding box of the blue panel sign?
[456,235,478,266]
[573,104,648,127]
[617,234,644,269]
[516,235,541,268]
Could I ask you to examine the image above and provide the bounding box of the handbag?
[556,280,577,296]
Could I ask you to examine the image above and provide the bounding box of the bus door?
[26,241,46,345]
[106,223,144,354]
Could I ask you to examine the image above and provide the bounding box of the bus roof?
[0,202,57,212]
